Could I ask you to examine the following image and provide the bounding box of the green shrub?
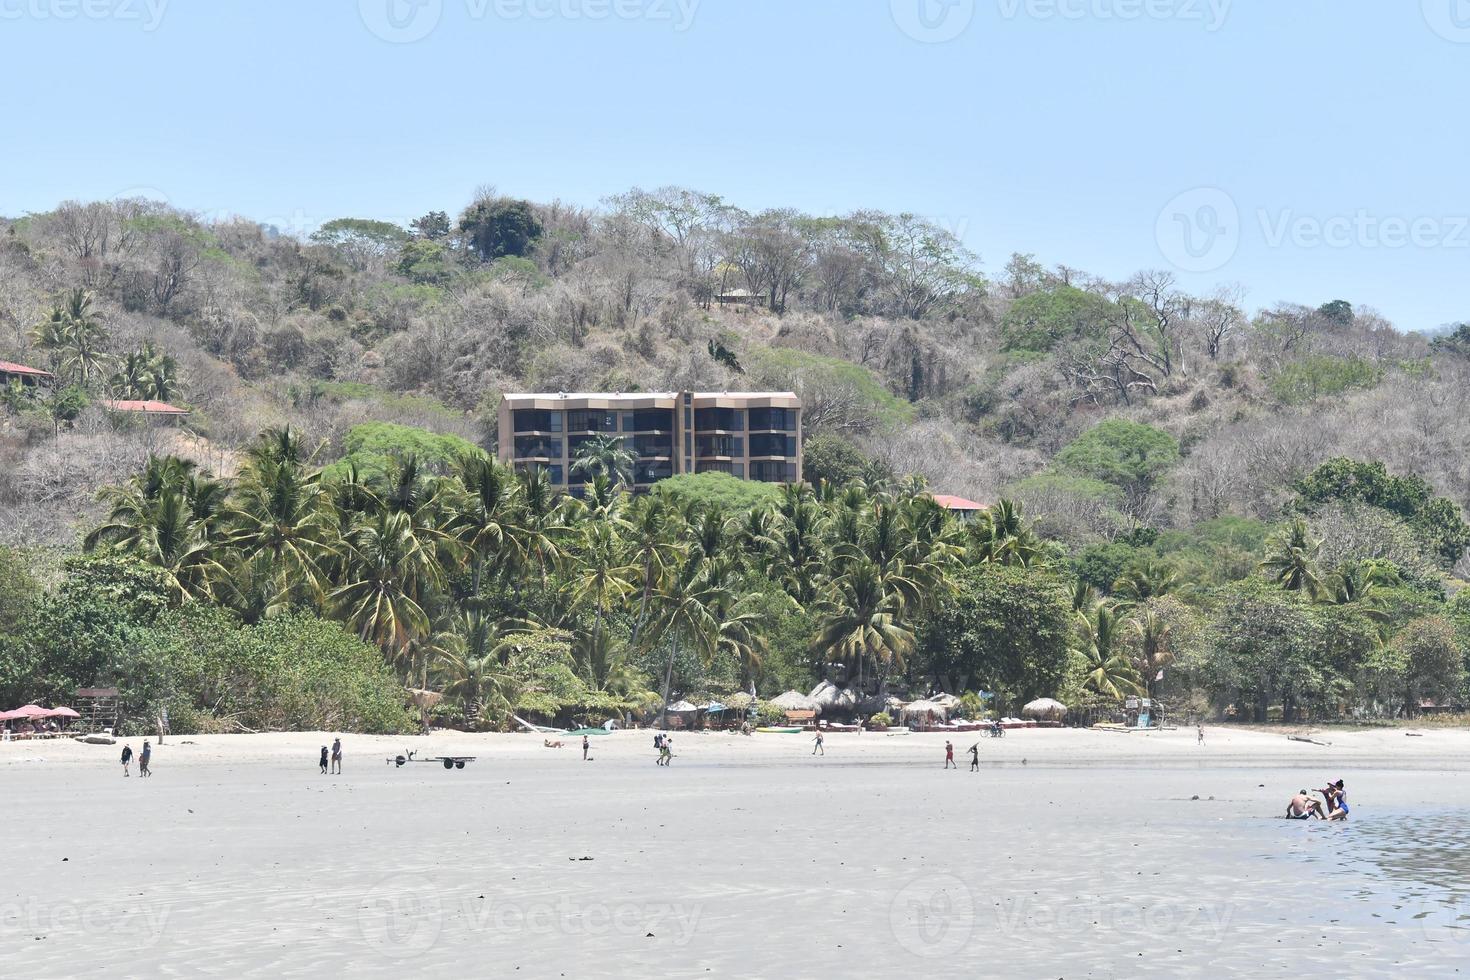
[1269,355,1383,404]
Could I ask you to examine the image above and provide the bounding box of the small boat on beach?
[755,726,802,734]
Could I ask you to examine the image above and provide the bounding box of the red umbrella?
[13,705,48,717]
[48,706,81,719]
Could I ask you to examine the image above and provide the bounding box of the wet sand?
[4,727,1469,978]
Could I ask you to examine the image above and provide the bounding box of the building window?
[698,460,734,475]
[733,463,744,479]
[694,407,745,431]
[516,462,565,485]
[695,435,743,457]
[629,433,673,457]
[513,409,564,433]
[622,409,675,432]
[750,460,788,483]
[748,407,795,431]
[635,460,673,484]
[749,433,793,457]
[566,409,618,433]
[514,436,563,458]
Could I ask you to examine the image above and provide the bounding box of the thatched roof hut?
[1023,698,1068,720]
[809,681,860,715]
[770,690,819,712]
[901,699,950,720]
[726,692,755,710]
[665,700,699,714]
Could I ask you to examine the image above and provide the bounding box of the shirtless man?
[1285,789,1323,819]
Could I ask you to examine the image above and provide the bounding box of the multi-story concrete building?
[497,391,802,492]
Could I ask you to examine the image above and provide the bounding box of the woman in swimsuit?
[1325,779,1349,821]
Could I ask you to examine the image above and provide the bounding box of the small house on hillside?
[715,288,768,309]
[0,360,54,387]
[99,399,190,423]
[931,493,987,521]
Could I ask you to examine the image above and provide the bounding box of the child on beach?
[331,737,342,774]
[660,736,673,766]
[968,743,979,771]
[944,741,956,769]
[121,744,133,777]
[319,746,329,774]
[139,740,152,778]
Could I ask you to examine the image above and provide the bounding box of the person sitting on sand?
[319,746,329,774]
[1324,779,1350,821]
[544,738,564,749]
[1285,790,1322,819]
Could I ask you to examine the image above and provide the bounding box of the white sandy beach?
[4,726,1469,978]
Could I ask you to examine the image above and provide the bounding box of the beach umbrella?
[726,692,755,710]
[702,702,726,713]
[1022,698,1068,720]
[13,705,48,717]
[47,706,81,719]
[665,700,698,713]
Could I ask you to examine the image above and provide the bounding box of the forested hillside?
[2,189,1469,733]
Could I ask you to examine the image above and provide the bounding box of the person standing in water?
[319,746,329,774]
[120,744,133,777]
[944,740,956,769]
[812,731,824,756]
[330,737,342,774]
[139,740,152,778]
[968,743,980,772]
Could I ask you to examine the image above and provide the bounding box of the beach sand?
[4,726,1469,978]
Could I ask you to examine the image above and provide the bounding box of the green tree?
[459,198,543,261]
[1074,601,1143,700]
[1260,518,1325,598]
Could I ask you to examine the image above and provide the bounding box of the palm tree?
[649,555,734,726]
[1260,517,1325,597]
[1128,602,1176,700]
[1113,558,1179,603]
[228,433,336,607]
[331,509,443,669]
[573,519,636,660]
[625,494,683,648]
[968,499,1045,567]
[570,433,636,486]
[1076,602,1144,700]
[811,559,917,695]
[84,482,226,602]
[446,455,521,598]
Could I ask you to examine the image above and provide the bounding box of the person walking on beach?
[944,740,956,769]
[660,735,673,766]
[331,737,342,774]
[968,743,979,772]
[319,746,329,774]
[812,731,824,756]
[139,740,152,778]
[1197,725,1205,746]
[121,744,133,777]
[653,732,664,764]
[582,735,590,761]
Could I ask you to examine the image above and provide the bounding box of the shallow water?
[3,751,1468,978]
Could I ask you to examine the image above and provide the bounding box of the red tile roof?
[99,399,190,416]
[931,494,987,512]
[0,360,54,379]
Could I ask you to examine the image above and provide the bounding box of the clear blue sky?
[3,0,1467,330]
